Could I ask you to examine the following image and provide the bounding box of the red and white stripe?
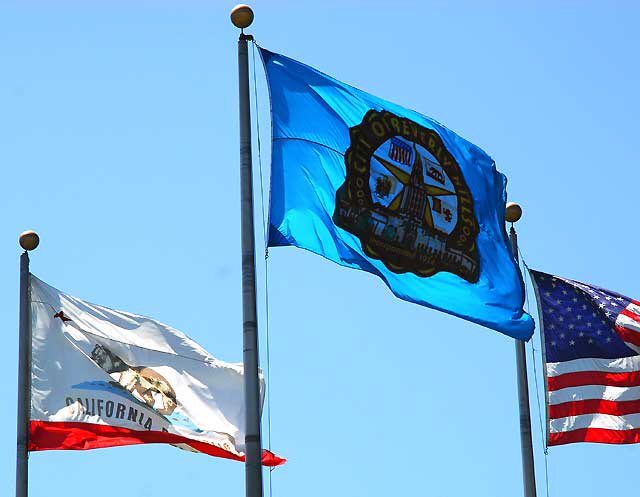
[547,301,640,445]
[547,349,640,445]
[615,301,640,352]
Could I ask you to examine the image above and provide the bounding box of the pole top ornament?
[230,4,254,29]
[19,230,39,251]
[505,202,523,223]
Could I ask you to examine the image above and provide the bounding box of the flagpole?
[16,230,39,497]
[506,203,537,497]
[231,5,263,497]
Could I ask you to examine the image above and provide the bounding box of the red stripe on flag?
[620,308,640,323]
[547,370,640,391]
[615,325,640,346]
[549,427,640,446]
[549,398,640,418]
[28,421,286,466]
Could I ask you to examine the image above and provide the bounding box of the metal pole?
[16,250,31,497]
[236,23,263,497]
[509,224,537,497]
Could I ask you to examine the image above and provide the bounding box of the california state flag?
[28,275,284,466]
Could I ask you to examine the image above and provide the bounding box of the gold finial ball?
[230,4,254,29]
[19,230,40,251]
[505,202,523,223]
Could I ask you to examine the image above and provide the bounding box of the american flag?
[530,270,640,446]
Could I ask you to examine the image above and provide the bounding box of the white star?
[597,329,603,335]
[599,303,606,308]
[549,324,556,330]
[617,297,624,302]
[570,340,576,346]
[573,297,578,303]
[551,341,557,346]
[569,324,575,329]
[605,312,612,318]
[587,322,592,328]
[562,290,568,295]
[560,333,566,338]
[611,302,618,307]
[582,304,588,310]
[606,337,612,342]
[559,316,565,322]
[566,307,573,312]
[556,299,562,305]
[578,331,584,336]
[593,295,600,300]
[588,339,594,344]
[606,296,612,301]
[577,315,583,320]
[545,291,551,297]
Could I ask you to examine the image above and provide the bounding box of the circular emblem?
[333,110,480,282]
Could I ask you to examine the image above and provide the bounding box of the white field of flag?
[28,275,284,466]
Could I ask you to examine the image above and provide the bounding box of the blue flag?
[260,47,534,340]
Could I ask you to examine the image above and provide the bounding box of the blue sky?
[1,1,639,496]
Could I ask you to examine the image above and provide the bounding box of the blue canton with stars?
[530,270,638,362]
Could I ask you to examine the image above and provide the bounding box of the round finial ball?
[19,230,40,251]
[505,202,523,223]
[230,4,254,29]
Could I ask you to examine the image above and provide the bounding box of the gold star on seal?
[372,151,455,229]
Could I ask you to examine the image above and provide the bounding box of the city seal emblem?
[333,110,480,282]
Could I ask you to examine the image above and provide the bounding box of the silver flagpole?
[506,203,537,497]
[231,5,263,497]
[16,230,39,497]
